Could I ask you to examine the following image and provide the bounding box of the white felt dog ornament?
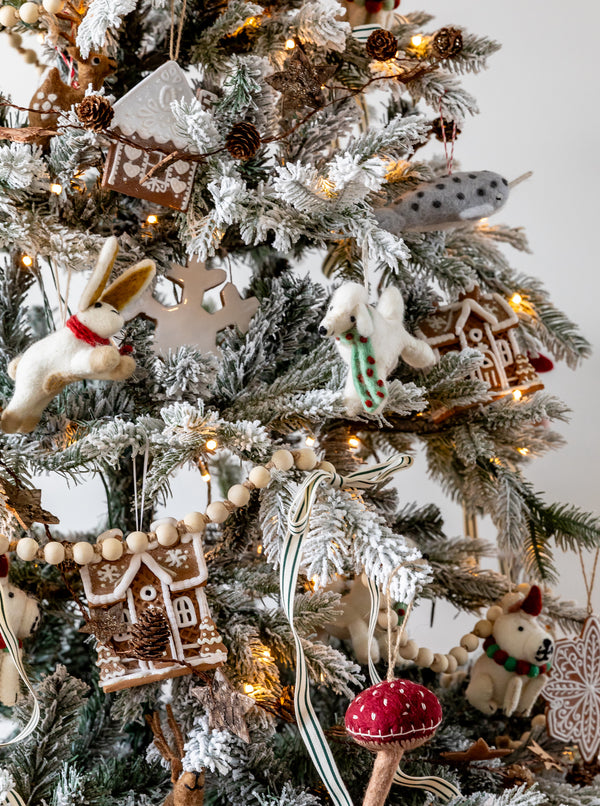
[1,237,155,434]
[465,585,554,717]
[0,555,40,706]
[318,283,435,416]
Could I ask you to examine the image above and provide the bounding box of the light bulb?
[518,447,529,456]
[411,34,423,47]
[21,255,33,267]
[348,436,360,448]
[201,472,211,482]
[50,183,62,195]
[512,389,522,401]
[146,214,158,224]
[285,38,295,49]
[305,436,315,447]
[205,439,218,451]
[243,683,255,694]
[511,293,522,306]
[256,544,263,555]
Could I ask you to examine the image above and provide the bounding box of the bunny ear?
[79,237,120,311]
[100,259,156,312]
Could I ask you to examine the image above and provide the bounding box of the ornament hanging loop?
[385,561,416,682]
[362,238,370,298]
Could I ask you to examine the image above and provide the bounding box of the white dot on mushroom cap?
[421,703,427,710]
[383,699,388,706]
[371,712,376,720]
[353,715,358,719]
[399,688,404,693]
[360,705,365,712]
[419,691,424,697]
[390,683,395,688]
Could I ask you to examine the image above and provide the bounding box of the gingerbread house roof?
[80,532,207,606]
[417,290,518,347]
[110,61,197,152]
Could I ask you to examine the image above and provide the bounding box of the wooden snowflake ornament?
[544,615,600,763]
[129,257,259,357]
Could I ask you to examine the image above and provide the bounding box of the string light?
[146,214,158,224]
[50,183,62,195]
[348,436,360,448]
[243,683,255,694]
[256,544,263,555]
[205,439,218,451]
[201,471,211,482]
[285,38,295,49]
[518,447,529,456]
[305,436,315,447]
[511,293,523,306]
[512,389,522,401]
[479,217,488,227]
[21,255,33,267]
[411,34,423,47]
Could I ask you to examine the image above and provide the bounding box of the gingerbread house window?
[174,596,197,627]
[496,339,512,366]
[140,584,158,602]
[114,607,132,642]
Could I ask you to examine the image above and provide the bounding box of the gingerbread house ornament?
[102,61,198,211]
[417,285,543,421]
[80,520,227,692]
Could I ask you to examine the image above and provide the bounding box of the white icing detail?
[165,548,188,568]
[42,101,51,111]
[48,93,57,101]
[140,585,157,601]
[174,595,197,627]
[97,564,123,584]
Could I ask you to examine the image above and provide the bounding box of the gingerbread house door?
[128,564,180,668]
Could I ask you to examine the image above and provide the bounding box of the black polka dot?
[469,173,477,179]
[452,176,461,183]
[432,200,442,208]
[477,188,486,196]
[457,192,465,200]
[501,177,508,186]
[435,183,445,189]
[490,180,498,188]
[417,191,425,198]
[411,202,419,211]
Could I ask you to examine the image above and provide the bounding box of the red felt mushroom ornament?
[345,679,443,806]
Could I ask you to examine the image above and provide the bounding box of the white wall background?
[1,0,599,645]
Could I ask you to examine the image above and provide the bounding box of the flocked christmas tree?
[0,1,597,805]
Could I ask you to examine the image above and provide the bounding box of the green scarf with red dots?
[340,324,388,412]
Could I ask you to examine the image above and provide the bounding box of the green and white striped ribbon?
[282,454,413,806]
[365,577,461,802]
[0,585,40,806]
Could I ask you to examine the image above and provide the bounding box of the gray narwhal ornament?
[375,170,511,234]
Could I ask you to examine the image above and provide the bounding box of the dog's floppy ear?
[355,303,373,337]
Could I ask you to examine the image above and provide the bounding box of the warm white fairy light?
[146,214,158,224]
[511,293,523,306]
[243,683,255,694]
[50,183,62,195]
[411,34,423,47]
[348,436,360,448]
[518,447,529,456]
[305,436,315,447]
[205,439,218,451]
[512,389,522,401]
[285,38,295,49]
[21,255,33,267]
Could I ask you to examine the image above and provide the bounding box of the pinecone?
[566,759,600,786]
[431,117,461,142]
[432,27,463,59]
[365,29,398,61]
[129,607,171,660]
[225,121,261,160]
[75,95,114,131]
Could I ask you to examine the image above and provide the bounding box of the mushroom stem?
[363,744,404,806]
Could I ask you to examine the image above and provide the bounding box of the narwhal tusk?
[508,170,533,189]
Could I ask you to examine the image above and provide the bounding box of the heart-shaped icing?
[124,145,142,161]
[170,177,187,195]
[124,162,142,178]
[172,160,189,176]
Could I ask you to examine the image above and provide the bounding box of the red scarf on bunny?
[66,315,132,355]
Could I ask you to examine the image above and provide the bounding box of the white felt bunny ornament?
[1,237,155,434]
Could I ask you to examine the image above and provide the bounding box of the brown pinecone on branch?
[365,29,398,61]
[75,95,114,131]
[129,607,171,660]
[432,27,463,59]
[225,121,261,160]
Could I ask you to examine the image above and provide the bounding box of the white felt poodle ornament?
[0,555,40,706]
[465,585,553,717]
[319,283,435,416]
[1,237,155,434]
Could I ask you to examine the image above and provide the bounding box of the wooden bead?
[0,6,19,26]
[16,537,38,561]
[0,535,9,554]
[206,501,229,523]
[294,448,318,470]
[377,611,392,630]
[398,639,418,660]
[7,31,21,46]
[449,646,469,666]
[43,0,64,11]
[19,2,40,23]
[248,466,271,488]
[486,605,503,622]
[430,653,449,673]
[155,523,179,547]
[460,633,479,652]
[44,541,65,565]
[227,484,250,507]
[318,461,336,474]
[23,49,37,63]
[183,511,207,532]
[102,537,123,561]
[415,647,434,668]
[474,619,493,638]
[531,713,547,730]
[73,541,95,565]
[444,654,458,673]
[126,531,149,553]
[271,449,294,471]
